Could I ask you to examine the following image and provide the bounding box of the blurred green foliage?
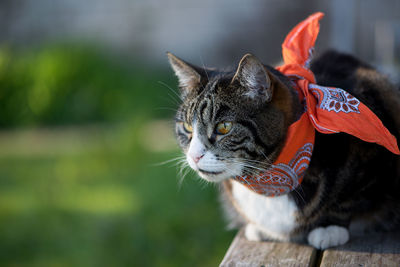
[0,125,235,266]
[0,44,176,127]
[0,44,235,266]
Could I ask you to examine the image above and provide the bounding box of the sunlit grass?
[0,121,235,266]
[0,186,141,215]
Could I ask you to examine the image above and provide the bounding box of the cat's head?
[168,53,298,182]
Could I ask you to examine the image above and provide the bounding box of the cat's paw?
[244,224,265,242]
[307,225,349,250]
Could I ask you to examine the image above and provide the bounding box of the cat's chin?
[197,170,231,183]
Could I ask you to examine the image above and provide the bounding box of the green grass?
[0,123,236,267]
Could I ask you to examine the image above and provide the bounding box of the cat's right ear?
[231,54,273,103]
[167,52,201,94]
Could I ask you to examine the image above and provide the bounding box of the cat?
[167,49,400,249]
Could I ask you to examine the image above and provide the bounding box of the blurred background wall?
[1,0,400,73]
[0,1,399,266]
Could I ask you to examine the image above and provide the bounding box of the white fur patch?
[244,224,271,242]
[186,123,242,182]
[186,126,206,170]
[231,180,298,240]
[307,225,349,249]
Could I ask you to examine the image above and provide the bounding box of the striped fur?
[169,51,400,247]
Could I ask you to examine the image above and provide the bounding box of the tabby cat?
[167,50,400,249]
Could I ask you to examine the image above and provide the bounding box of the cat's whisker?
[152,156,186,167]
[167,93,182,106]
[155,107,179,112]
[239,164,264,173]
[178,165,192,188]
[260,151,273,164]
[224,164,259,192]
[292,186,306,206]
[179,160,189,174]
[230,159,271,171]
[158,80,183,102]
[213,156,272,178]
[157,87,182,107]
[177,160,194,188]
[218,156,272,169]
[242,167,265,178]
[239,161,271,170]
[242,165,262,174]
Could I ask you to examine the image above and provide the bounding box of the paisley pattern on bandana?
[234,143,313,197]
[310,84,360,114]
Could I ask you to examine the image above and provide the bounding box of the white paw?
[307,225,349,249]
[244,224,263,241]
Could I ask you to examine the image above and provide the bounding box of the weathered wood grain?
[219,229,317,267]
[320,232,400,267]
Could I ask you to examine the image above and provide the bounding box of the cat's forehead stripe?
[184,77,224,124]
[198,99,209,125]
[211,94,217,123]
[186,101,195,123]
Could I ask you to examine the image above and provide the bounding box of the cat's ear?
[231,54,272,102]
[167,52,201,93]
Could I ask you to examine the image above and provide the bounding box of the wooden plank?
[220,229,317,267]
[320,232,400,266]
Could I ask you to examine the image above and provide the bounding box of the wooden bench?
[220,229,400,266]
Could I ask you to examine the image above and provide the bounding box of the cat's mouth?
[198,169,224,175]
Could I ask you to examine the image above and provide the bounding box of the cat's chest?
[231,180,299,239]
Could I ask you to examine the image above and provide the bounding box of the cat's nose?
[191,153,204,163]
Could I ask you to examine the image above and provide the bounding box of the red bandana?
[233,12,400,197]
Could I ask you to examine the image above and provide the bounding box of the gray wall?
[1,0,399,79]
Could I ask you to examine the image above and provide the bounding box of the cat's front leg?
[244,224,271,241]
[307,225,349,249]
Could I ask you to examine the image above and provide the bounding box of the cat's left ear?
[167,52,201,94]
[231,54,273,102]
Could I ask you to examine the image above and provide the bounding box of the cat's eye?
[183,122,193,133]
[216,122,232,135]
